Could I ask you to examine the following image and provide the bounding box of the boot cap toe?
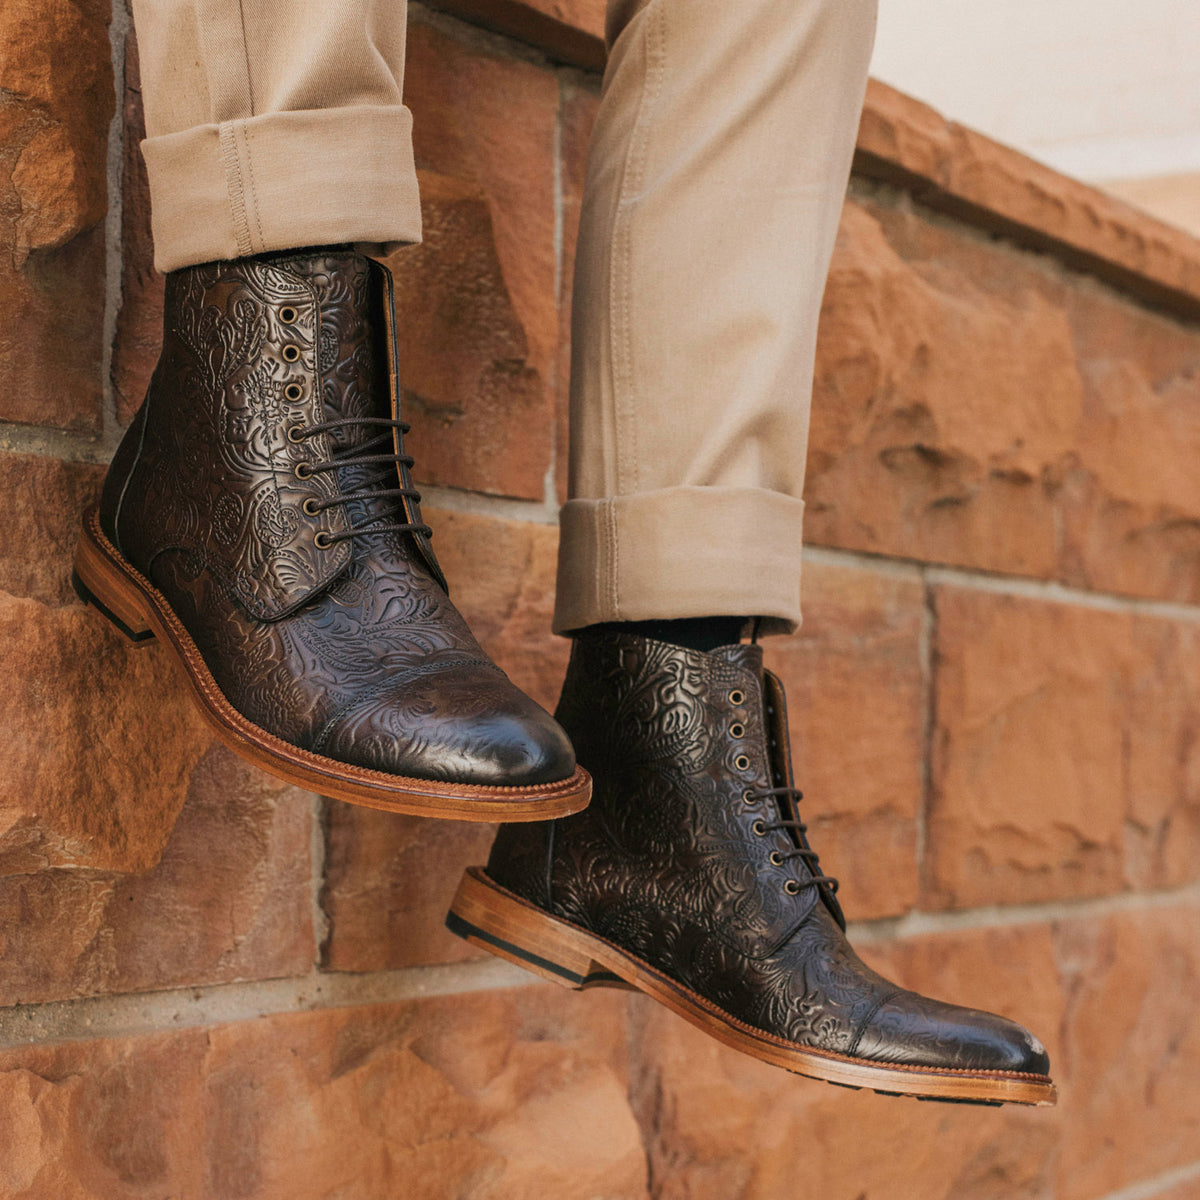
[317,662,576,787]
[853,992,1051,1077]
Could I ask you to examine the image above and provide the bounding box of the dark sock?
[584,617,749,653]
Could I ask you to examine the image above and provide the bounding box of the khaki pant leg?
[554,0,877,635]
[131,0,421,270]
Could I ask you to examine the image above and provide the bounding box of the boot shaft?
[488,629,839,957]
[101,249,442,619]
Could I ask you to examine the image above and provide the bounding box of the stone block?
[0,988,645,1199]
[322,808,496,972]
[0,453,104,606]
[0,0,112,434]
[385,19,560,501]
[765,556,925,920]
[322,507,566,972]
[0,594,209,876]
[1054,901,1200,1200]
[928,586,1200,909]
[854,78,1200,317]
[807,195,1079,583]
[807,189,1200,608]
[0,743,313,1007]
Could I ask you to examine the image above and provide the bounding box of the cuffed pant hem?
[553,487,804,637]
[142,106,422,272]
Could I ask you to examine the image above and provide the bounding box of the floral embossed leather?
[451,629,1055,1104]
[75,249,589,820]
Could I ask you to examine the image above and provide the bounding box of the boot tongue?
[285,251,403,549]
[710,641,764,678]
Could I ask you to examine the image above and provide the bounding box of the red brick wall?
[2,2,1200,1197]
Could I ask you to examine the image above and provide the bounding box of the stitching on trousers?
[605,501,619,619]
[611,0,666,501]
[219,122,254,258]
[238,123,266,251]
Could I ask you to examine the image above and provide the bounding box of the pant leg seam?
[605,499,620,619]
[238,122,266,251]
[610,0,667,501]
[218,121,254,257]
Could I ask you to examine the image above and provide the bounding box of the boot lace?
[746,786,840,893]
[293,416,432,544]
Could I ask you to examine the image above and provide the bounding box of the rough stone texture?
[928,586,1200,909]
[0,0,112,433]
[0,596,210,877]
[110,27,160,427]
[322,807,495,972]
[322,508,566,972]
[807,188,1200,607]
[1054,902,1200,1200]
[0,453,104,606]
[0,744,313,1007]
[855,79,1200,319]
[0,989,645,1200]
[0,446,210,878]
[388,19,560,501]
[765,557,925,921]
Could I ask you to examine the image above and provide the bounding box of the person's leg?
[131,0,420,270]
[74,0,589,822]
[555,0,875,637]
[456,0,1057,1105]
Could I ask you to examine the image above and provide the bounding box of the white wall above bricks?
[871,0,1200,183]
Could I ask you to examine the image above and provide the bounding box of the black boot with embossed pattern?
[74,248,588,820]
[449,628,1056,1105]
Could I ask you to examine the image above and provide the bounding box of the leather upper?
[100,249,574,787]
[488,630,1051,1076]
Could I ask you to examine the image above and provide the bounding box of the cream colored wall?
[870,0,1200,234]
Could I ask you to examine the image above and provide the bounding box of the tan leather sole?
[447,868,1058,1107]
[73,508,591,821]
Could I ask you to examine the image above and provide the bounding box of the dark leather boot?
[448,630,1056,1104]
[74,248,589,820]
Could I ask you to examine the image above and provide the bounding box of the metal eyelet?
[729,690,745,706]
[286,424,306,444]
[294,462,313,480]
[734,754,751,771]
[282,344,301,362]
[279,305,298,325]
[730,722,745,738]
[784,880,801,896]
[743,789,756,805]
[284,382,304,402]
[769,851,783,867]
[314,531,333,550]
[302,497,321,517]
[752,819,766,837]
